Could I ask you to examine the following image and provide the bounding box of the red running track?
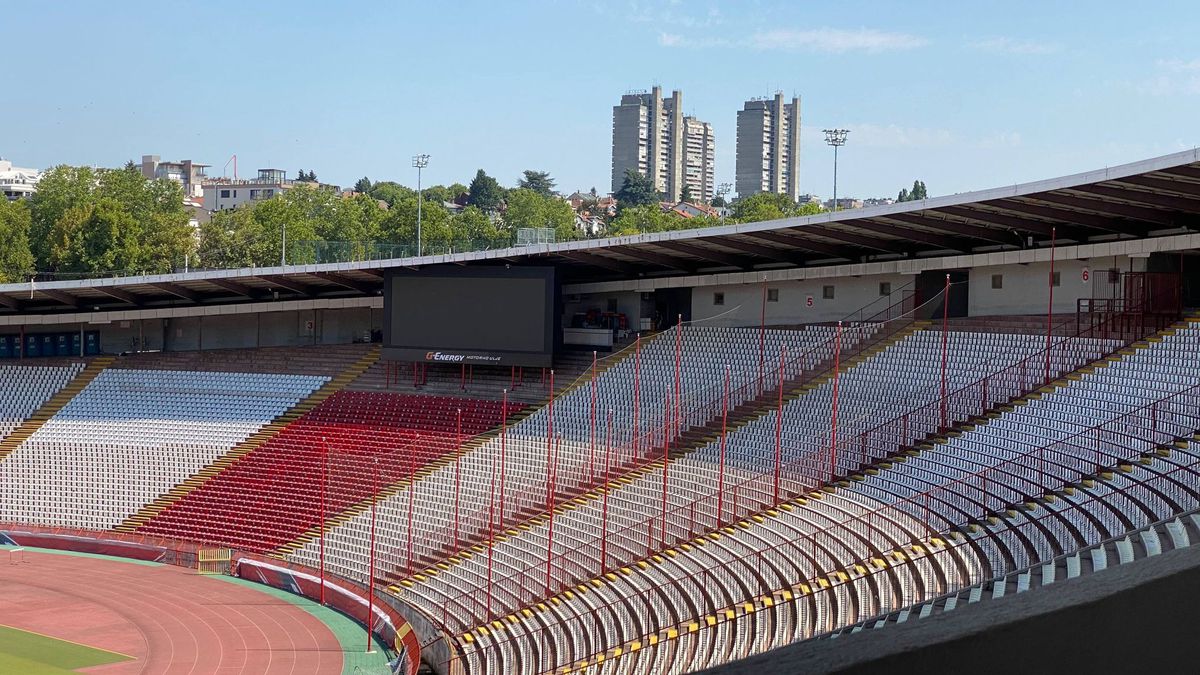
[0,550,346,674]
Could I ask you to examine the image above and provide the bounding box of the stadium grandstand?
[1,148,1199,674]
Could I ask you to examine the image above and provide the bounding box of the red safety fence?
[417,303,1153,631]
[437,383,1200,674]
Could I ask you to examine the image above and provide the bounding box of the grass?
[0,624,133,674]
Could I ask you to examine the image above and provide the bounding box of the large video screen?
[383,266,555,367]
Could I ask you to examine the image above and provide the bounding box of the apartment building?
[611,86,714,203]
[735,93,801,201]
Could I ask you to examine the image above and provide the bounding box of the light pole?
[412,154,430,256]
[822,129,849,211]
[716,182,732,222]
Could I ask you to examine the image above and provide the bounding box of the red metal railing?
[414,309,1149,632]
[435,383,1200,674]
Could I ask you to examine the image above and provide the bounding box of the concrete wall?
[692,274,916,326]
[967,257,1128,317]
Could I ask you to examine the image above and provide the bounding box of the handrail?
[435,384,1200,673]
[415,309,1159,632]
[385,287,928,572]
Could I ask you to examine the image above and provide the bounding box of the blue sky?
[3,1,1198,200]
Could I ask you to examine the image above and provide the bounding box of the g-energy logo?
[425,351,467,362]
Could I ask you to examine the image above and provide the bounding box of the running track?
[0,549,348,674]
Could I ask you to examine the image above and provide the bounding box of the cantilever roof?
[2,148,1199,315]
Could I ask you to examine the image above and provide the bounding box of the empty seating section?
[0,369,327,530]
[0,364,84,440]
[396,330,1104,643]
[446,324,1199,674]
[3,318,1199,675]
[137,391,517,552]
[286,325,847,583]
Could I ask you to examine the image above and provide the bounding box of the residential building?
[0,159,40,200]
[611,86,714,202]
[202,168,293,211]
[862,197,896,208]
[823,197,864,211]
[735,93,801,201]
[141,155,210,199]
[682,116,715,203]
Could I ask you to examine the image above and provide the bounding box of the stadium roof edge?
[2,147,1199,314]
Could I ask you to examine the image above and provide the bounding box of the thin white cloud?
[1138,58,1200,96]
[1157,58,1200,71]
[801,124,1023,150]
[657,31,728,48]
[750,27,927,53]
[969,37,1060,55]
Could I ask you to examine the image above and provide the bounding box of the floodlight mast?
[716,182,732,222]
[412,154,431,256]
[822,129,850,212]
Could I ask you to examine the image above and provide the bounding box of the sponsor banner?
[383,346,552,368]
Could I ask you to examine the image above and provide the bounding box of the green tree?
[608,204,669,235]
[0,199,35,282]
[731,192,821,223]
[453,206,507,249]
[353,176,372,193]
[368,181,413,207]
[711,195,727,208]
[28,165,99,267]
[467,169,503,211]
[614,169,659,211]
[199,207,272,268]
[897,180,927,202]
[517,170,556,198]
[503,189,576,242]
[681,183,694,204]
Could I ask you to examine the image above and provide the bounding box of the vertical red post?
[940,274,950,430]
[759,282,767,394]
[601,408,613,574]
[367,457,379,653]
[829,321,843,482]
[486,444,496,621]
[545,370,556,596]
[589,351,597,485]
[773,345,786,503]
[320,436,327,604]
[660,392,670,547]
[405,446,415,575]
[674,315,683,435]
[460,363,465,391]
[453,408,462,549]
[633,334,642,459]
[499,390,508,532]
[716,365,730,526]
[1045,226,1057,385]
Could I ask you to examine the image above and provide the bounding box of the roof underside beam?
[556,250,638,274]
[877,212,1017,245]
[715,237,812,264]
[800,226,900,252]
[207,278,264,298]
[0,293,23,310]
[1020,193,1175,227]
[92,286,143,306]
[742,230,858,261]
[612,246,695,272]
[150,282,200,302]
[258,275,315,296]
[310,272,378,294]
[653,241,754,269]
[1069,184,1200,212]
[853,219,970,251]
[1114,174,1200,198]
[41,289,81,308]
[973,200,1141,237]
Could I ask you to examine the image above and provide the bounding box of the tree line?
[0,163,830,282]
